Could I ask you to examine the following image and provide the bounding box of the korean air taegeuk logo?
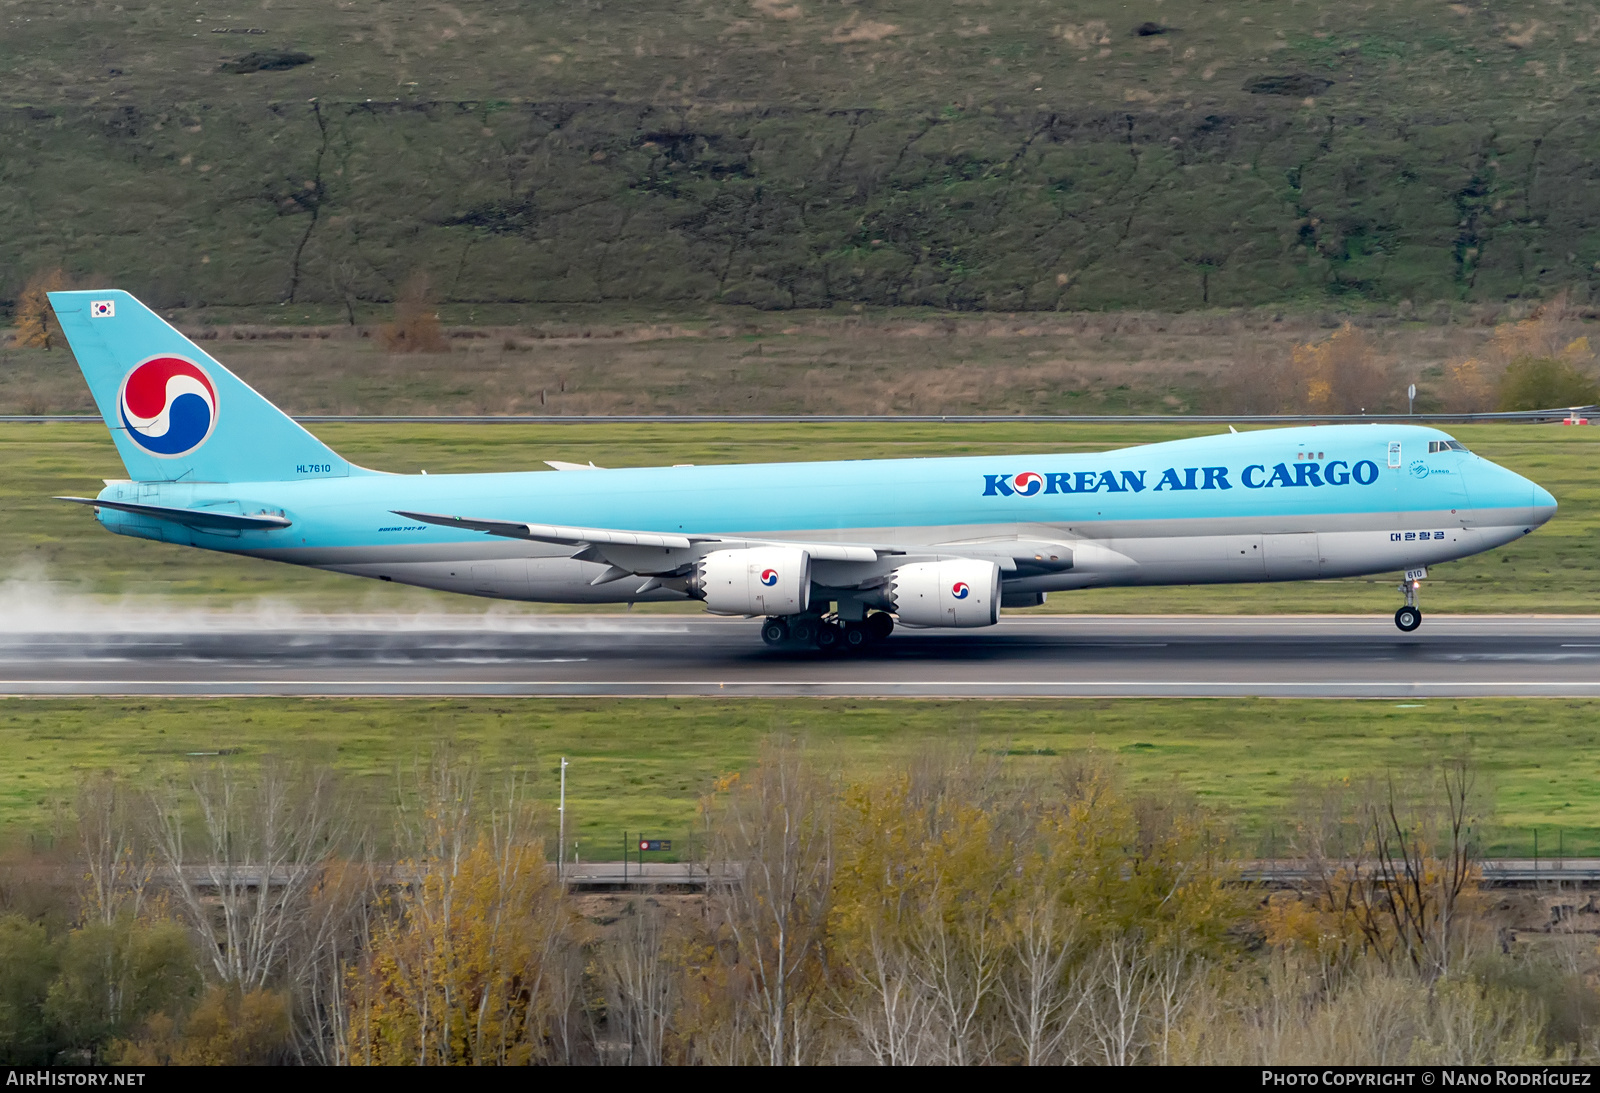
[117,356,218,458]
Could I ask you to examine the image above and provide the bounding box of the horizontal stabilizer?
[55,497,292,530]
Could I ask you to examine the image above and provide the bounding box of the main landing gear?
[1394,575,1423,633]
[761,611,894,651]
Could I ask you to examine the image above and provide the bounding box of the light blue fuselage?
[92,423,1556,607]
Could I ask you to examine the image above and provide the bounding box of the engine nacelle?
[693,547,811,616]
[887,559,1000,628]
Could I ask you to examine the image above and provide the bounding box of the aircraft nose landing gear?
[1394,569,1424,633]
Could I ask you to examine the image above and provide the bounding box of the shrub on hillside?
[1438,293,1593,412]
[1497,356,1600,412]
[379,273,448,354]
[1289,323,1395,414]
[12,269,69,350]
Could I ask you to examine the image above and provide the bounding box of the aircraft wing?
[394,509,696,549]
[55,497,293,530]
[925,536,1134,574]
[391,509,887,562]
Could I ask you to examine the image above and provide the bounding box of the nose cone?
[1530,480,1558,526]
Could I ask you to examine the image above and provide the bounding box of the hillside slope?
[4,0,1599,312]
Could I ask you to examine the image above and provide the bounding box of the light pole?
[1408,382,1416,416]
[557,757,568,882]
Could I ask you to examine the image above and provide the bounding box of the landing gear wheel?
[761,618,790,646]
[788,618,818,646]
[815,622,842,651]
[863,612,895,642]
[1394,573,1423,633]
[841,624,870,650]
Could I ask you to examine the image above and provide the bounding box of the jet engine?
[693,547,811,616]
[887,559,1000,627]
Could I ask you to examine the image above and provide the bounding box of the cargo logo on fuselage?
[983,460,1383,496]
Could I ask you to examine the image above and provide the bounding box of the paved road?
[4,614,1600,698]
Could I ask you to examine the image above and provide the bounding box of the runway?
[4,614,1600,698]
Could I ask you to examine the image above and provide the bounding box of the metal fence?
[4,406,1597,426]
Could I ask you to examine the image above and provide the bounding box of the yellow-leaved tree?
[344,757,568,1065]
[1288,323,1394,414]
[379,271,449,353]
[12,268,70,349]
[1438,291,1597,412]
[826,750,1241,1066]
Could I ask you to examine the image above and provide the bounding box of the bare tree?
[708,739,835,1065]
[998,897,1084,1065]
[1296,760,1484,979]
[288,853,375,1065]
[832,927,937,1065]
[76,772,153,926]
[1147,945,1197,1066]
[908,874,1007,1065]
[545,940,593,1065]
[1084,937,1150,1066]
[146,759,347,989]
[57,772,165,1047]
[599,904,677,1065]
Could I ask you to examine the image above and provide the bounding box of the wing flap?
[393,509,886,562]
[394,509,694,549]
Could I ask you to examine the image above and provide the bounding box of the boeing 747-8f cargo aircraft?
[49,290,1557,648]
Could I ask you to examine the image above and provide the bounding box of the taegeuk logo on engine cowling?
[951,582,971,600]
[760,568,780,587]
[118,356,218,458]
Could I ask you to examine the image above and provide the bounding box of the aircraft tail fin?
[48,289,365,483]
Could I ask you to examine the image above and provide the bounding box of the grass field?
[2,696,1597,860]
[4,420,1596,613]
[4,0,1600,313]
[0,310,1500,418]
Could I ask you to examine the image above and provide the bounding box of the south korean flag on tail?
[90,300,115,318]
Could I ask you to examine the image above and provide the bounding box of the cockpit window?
[1428,439,1470,454]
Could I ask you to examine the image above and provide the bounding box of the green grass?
[2,0,1599,313]
[3,696,1598,859]
[5,420,1597,612]
[0,309,1529,419]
